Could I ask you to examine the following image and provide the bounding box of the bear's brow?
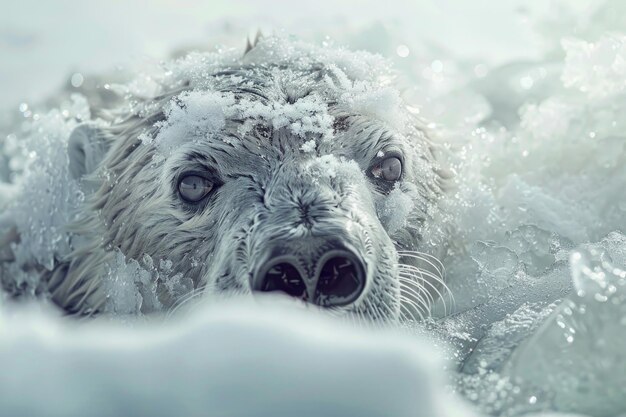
[184,151,218,165]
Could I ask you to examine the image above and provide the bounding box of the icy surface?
[1,1,626,417]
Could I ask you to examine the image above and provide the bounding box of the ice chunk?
[104,250,157,315]
[503,233,626,416]
[6,95,90,272]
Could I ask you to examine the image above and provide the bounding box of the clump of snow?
[131,33,418,157]
[519,98,577,141]
[146,90,335,156]
[142,91,235,155]
[377,184,415,234]
[304,155,363,186]
[300,139,316,153]
[561,34,626,98]
[237,93,334,141]
[343,83,407,128]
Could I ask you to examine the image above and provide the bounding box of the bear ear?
[67,124,110,181]
[244,29,264,55]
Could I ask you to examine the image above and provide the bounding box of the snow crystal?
[300,139,316,153]
[237,93,334,141]
[147,90,335,156]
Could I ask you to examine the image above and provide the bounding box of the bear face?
[3,36,450,321]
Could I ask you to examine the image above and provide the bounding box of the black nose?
[314,250,366,307]
[258,258,307,299]
[254,249,366,307]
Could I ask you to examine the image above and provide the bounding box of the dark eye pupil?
[373,157,402,181]
[178,175,213,202]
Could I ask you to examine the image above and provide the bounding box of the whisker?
[398,273,435,305]
[397,263,445,287]
[399,296,425,321]
[398,265,446,296]
[398,275,432,310]
[397,263,454,315]
[397,263,453,306]
[399,304,417,322]
[397,250,445,277]
[363,299,383,323]
[398,292,429,321]
[398,267,447,311]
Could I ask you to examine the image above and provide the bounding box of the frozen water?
[1,1,626,416]
[502,234,626,416]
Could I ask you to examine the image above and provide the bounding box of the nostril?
[259,261,306,299]
[315,251,366,307]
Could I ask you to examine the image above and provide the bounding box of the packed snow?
[0,298,476,417]
[1,0,625,416]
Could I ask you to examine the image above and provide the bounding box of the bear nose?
[257,258,307,299]
[314,250,366,307]
[253,249,366,307]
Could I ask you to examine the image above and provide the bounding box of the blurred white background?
[0,0,577,109]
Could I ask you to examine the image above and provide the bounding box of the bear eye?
[371,157,402,181]
[178,174,214,202]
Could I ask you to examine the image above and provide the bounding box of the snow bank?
[0,298,473,417]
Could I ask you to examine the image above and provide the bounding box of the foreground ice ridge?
[0,300,474,417]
